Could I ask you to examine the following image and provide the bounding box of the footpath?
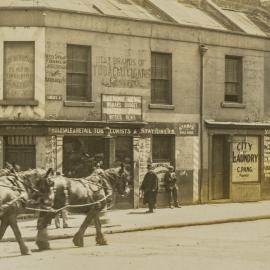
[2,200,270,242]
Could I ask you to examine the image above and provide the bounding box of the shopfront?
[206,121,269,202]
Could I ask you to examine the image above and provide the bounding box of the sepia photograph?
[0,0,270,269]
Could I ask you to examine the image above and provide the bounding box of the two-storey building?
[0,0,270,207]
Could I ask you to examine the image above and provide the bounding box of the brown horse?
[0,168,54,255]
[35,165,131,250]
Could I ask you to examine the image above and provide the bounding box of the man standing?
[164,165,180,208]
[140,164,159,213]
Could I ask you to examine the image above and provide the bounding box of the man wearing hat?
[164,165,180,208]
[140,164,159,213]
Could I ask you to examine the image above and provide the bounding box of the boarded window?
[152,135,174,162]
[225,56,242,103]
[151,52,172,104]
[67,45,91,101]
[4,42,35,100]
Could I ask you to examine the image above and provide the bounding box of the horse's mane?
[18,168,47,179]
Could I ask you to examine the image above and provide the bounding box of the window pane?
[4,42,34,100]
[151,52,171,104]
[67,45,91,100]
[67,74,87,99]
[225,56,242,102]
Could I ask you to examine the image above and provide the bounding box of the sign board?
[141,122,199,136]
[232,136,259,182]
[152,162,171,188]
[264,136,270,178]
[102,95,142,122]
[46,95,62,101]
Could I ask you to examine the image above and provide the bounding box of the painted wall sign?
[45,53,66,84]
[4,42,34,99]
[232,136,259,182]
[264,136,270,178]
[178,123,199,136]
[102,95,142,122]
[93,51,150,89]
[46,95,63,101]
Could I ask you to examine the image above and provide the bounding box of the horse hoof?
[73,236,84,247]
[96,237,108,246]
[21,250,31,256]
[36,241,51,251]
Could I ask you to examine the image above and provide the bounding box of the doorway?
[211,135,230,200]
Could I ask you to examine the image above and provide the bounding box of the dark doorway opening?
[212,135,230,200]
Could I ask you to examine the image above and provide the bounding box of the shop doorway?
[4,136,36,170]
[211,135,230,200]
[114,136,133,208]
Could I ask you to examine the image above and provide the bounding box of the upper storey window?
[4,42,35,101]
[151,52,172,105]
[225,56,242,103]
[67,45,91,101]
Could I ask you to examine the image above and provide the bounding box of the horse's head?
[106,163,131,196]
[19,168,55,202]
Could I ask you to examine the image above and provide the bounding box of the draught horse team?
[0,163,130,255]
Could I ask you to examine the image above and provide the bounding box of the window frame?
[224,55,243,103]
[151,52,172,105]
[66,44,92,102]
[152,135,175,163]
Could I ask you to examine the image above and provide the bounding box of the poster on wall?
[232,136,259,182]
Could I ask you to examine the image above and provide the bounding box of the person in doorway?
[140,164,159,213]
[164,165,181,208]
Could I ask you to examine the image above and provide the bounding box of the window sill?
[64,101,95,107]
[149,104,175,110]
[0,100,39,106]
[221,102,246,109]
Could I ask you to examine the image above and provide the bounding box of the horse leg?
[8,214,31,255]
[0,217,9,240]
[94,214,108,245]
[36,212,54,251]
[73,211,95,247]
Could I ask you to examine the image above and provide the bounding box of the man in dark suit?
[140,164,159,213]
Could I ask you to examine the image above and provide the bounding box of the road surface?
[1,220,270,270]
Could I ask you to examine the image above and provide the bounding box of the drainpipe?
[199,44,208,203]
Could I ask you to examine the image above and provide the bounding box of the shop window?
[63,137,104,177]
[67,45,91,101]
[151,52,172,105]
[152,135,174,162]
[225,56,242,103]
[4,42,35,101]
[5,136,36,170]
